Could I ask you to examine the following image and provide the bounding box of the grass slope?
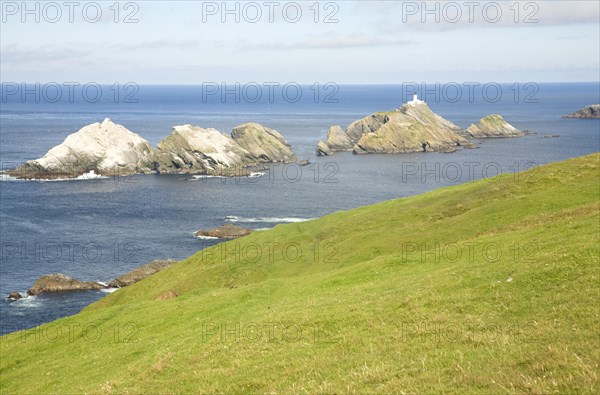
[1,153,599,394]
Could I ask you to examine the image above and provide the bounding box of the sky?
[1,0,599,84]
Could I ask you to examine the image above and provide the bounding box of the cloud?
[555,35,583,41]
[0,44,93,66]
[110,39,202,51]
[358,0,600,33]
[240,33,415,50]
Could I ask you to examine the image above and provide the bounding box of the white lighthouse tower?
[408,94,425,106]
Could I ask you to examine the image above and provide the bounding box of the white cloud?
[240,33,415,50]
[357,0,600,33]
[0,44,92,66]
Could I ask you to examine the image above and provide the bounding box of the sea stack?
[8,118,156,180]
[466,115,524,138]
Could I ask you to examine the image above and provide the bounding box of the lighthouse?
[408,94,425,106]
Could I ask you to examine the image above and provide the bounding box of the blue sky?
[1,0,599,84]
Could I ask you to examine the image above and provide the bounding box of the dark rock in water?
[542,134,560,138]
[563,104,600,119]
[7,291,22,300]
[155,290,179,301]
[195,224,252,239]
[522,130,537,135]
[297,159,310,166]
[27,274,107,296]
[108,259,177,288]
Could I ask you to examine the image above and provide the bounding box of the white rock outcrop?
[10,118,155,179]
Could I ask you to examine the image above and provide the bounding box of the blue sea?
[1,83,599,335]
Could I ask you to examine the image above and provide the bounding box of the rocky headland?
[563,104,600,119]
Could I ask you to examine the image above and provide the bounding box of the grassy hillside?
[1,153,599,394]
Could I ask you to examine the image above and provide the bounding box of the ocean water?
[1,83,599,335]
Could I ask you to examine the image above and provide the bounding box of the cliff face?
[9,118,155,179]
[563,104,600,119]
[466,115,524,138]
[317,102,468,155]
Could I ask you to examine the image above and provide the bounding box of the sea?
[1,83,599,335]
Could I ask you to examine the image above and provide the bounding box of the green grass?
[1,153,599,394]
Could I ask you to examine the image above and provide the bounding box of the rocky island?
[563,104,600,119]
[466,114,524,138]
[317,96,473,155]
[156,122,296,175]
[317,97,529,155]
[8,118,155,180]
[8,120,299,179]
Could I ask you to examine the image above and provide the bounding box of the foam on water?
[191,172,265,181]
[195,235,219,240]
[225,216,315,223]
[9,295,40,308]
[0,170,108,182]
[100,288,119,293]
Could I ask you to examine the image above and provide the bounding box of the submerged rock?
[195,224,252,239]
[108,259,178,288]
[563,104,600,119]
[9,118,155,180]
[27,274,107,296]
[466,115,524,138]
